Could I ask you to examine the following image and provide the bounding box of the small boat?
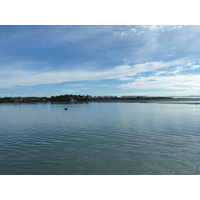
[64,108,68,110]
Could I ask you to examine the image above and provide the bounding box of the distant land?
[1,94,200,104]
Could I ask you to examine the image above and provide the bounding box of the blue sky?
[1,25,200,97]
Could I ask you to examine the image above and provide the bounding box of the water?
[1,102,200,175]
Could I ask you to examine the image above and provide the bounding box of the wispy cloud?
[118,73,200,91]
[190,65,200,70]
[97,84,112,87]
[113,25,183,37]
[62,89,76,93]
[119,77,134,81]
[140,25,183,32]
[67,84,86,87]
[0,58,197,88]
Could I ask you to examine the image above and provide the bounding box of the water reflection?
[0,102,200,174]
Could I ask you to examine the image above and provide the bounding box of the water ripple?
[1,102,200,174]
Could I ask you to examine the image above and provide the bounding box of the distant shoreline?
[91,98,200,104]
[1,98,200,104]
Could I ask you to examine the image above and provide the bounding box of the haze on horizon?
[1,25,200,97]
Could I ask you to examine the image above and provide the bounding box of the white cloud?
[68,84,84,87]
[187,61,196,67]
[141,25,183,32]
[191,65,200,69]
[141,25,163,31]
[0,58,197,89]
[118,74,200,92]
[130,28,137,33]
[113,26,138,37]
[154,71,167,76]
[97,85,111,87]
[169,66,185,74]
[62,89,76,93]
[119,77,134,81]
[185,61,200,70]
[113,25,183,38]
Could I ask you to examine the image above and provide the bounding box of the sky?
[1,25,200,97]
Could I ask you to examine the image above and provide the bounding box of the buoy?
[64,108,68,110]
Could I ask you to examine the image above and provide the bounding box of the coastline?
[1,98,200,104]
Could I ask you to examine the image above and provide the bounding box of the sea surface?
[1,102,200,175]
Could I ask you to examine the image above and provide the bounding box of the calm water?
[1,102,200,175]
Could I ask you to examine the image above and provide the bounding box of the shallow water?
[1,102,200,174]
